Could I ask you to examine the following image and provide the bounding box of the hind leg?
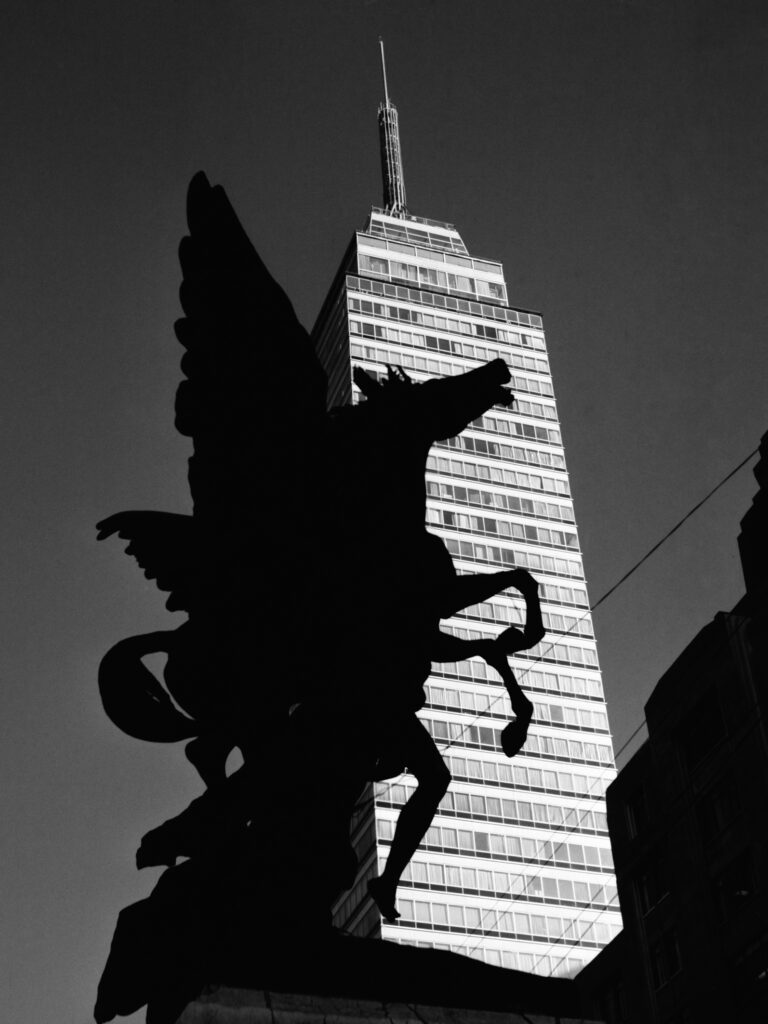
[368,716,450,921]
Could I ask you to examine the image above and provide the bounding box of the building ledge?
[178,986,603,1024]
[171,933,594,1023]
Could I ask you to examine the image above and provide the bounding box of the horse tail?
[99,635,199,742]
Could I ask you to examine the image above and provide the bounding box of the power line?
[456,611,757,967]
[352,713,630,947]
[589,445,759,613]
[460,609,750,958]
[452,712,653,958]
[440,442,760,757]
[348,443,758,943]
[540,698,766,979]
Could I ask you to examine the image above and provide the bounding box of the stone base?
[178,987,604,1024]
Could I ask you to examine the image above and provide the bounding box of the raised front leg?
[439,569,521,618]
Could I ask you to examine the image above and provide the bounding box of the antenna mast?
[377,39,407,217]
[379,37,390,106]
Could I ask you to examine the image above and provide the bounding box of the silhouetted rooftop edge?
[202,932,585,1019]
[177,986,601,1024]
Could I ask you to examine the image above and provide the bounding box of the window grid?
[321,220,617,976]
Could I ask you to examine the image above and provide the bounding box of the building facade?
[579,431,768,1023]
[312,58,621,978]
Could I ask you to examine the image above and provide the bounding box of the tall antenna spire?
[379,37,390,106]
[377,38,407,217]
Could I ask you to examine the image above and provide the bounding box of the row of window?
[462,413,563,447]
[377,816,615,871]
[452,597,594,640]
[429,506,579,552]
[439,433,564,470]
[422,713,613,765]
[506,371,554,400]
[362,250,505,298]
[347,275,543,331]
[444,623,599,673]
[334,851,615,944]
[366,218,470,257]
[350,761,610,833]
[425,684,609,733]
[442,536,584,582]
[480,398,558,423]
[359,253,507,303]
[426,453,571,499]
[381,779,608,835]
[400,856,618,909]
[522,580,589,610]
[348,297,548,362]
[359,232,502,277]
[392,936,586,980]
[348,303,550,373]
[444,750,611,800]
[348,317,552,382]
[351,346,457,381]
[471,416,562,446]
[431,660,604,702]
[392,896,620,949]
[450,585,593,622]
[427,479,575,526]
[444,749,614,802]
[444,622,599,671]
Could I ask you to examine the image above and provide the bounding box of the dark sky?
[3,1,766,1020]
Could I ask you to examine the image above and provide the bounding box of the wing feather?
[96,511,195,612]
[174,172,327,520]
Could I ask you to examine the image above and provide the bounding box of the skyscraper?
[312,45,622,978]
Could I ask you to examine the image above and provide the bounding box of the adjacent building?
[312,47,621,978]
[579,431,768,1022]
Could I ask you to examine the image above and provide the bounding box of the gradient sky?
[2,2,766,1021]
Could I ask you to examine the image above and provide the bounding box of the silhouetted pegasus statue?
[94,173,545,1024]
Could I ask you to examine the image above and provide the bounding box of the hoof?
[501,719,529,758]
[368,876,400,923]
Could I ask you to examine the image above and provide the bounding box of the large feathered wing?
[97,173,330,744]
[174,171,327,524]
[97,511,195,612]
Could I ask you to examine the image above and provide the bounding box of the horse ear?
[353,366,380,398]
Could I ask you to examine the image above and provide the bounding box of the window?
[478,870,493,891]
[415,901,430,922]
[637,856,669,914]
[697,778,741,845]
[626,786,648,839]
[679,689,726,770]
[359,254,389,275]
[466,907,481,930]
[650,929,681,989]
[429,864,444,885]
[600,982,627,1024]
[432,903,448,926]
[713,849,755,922]
[411,861,428,884]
